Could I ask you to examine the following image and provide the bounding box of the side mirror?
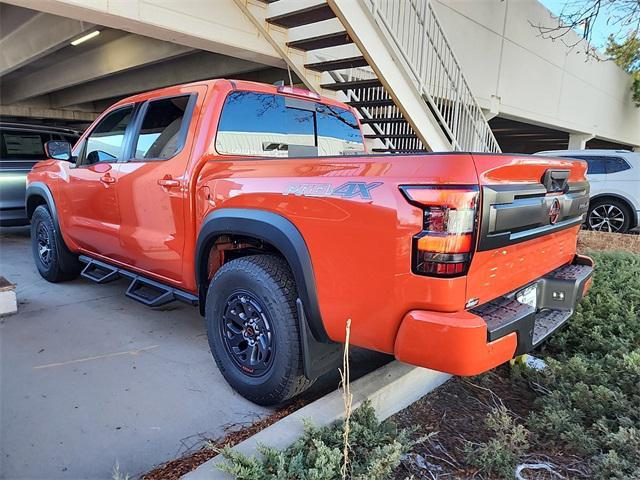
[45,140,73,162]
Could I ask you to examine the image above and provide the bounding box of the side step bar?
[79,256,198,308]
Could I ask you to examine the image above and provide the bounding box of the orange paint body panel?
[27,78,593,379]
[395,310,518,376]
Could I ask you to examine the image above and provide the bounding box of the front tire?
[205,254,314,406]
[31,205,81,282]
[587,198,632,233]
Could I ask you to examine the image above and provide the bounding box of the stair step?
[305,56,368,72]
[360,117,407,124]
[267,3,335,28]
[320,78,382,91]
[365,134,419,139]
[81,259,119,284]
[347,99,396,108]
[288,31,352,51]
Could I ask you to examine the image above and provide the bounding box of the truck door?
[57,105,134,257]
[114,87,205,285]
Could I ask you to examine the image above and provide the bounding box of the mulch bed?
[578,229,640,254]
[391,369,588,479]
[141,399,308,480]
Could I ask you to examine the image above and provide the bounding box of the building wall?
[432,0,640,147]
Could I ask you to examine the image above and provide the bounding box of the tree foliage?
[607,34,640,105]
[535,0,640,105]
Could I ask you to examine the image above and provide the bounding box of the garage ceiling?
[0,3,289,129]
[489,117,633,154]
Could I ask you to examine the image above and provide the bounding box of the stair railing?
[363,0,501,152]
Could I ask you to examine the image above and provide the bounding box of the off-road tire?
[31,205,81,282]
[587,198,632,234]
[205,254,314,405]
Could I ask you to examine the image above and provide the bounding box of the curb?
[183,361,451,479]
[0,277,17,317]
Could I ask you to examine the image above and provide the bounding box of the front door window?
[79,106,133,165]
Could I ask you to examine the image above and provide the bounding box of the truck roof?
[110,78,352,111]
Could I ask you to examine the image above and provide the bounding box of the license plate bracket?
[516,284,537,309]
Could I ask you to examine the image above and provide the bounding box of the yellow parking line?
[32,345,160,370]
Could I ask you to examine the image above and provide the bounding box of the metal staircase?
[252,0,500,154]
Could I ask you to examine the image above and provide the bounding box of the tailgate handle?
[542,169,569,193]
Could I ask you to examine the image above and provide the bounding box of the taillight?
[401,185,479,277]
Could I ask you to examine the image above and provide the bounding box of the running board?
[81,260,119,284]
[78,256,198,307]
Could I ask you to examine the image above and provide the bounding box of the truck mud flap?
[296,299,343,380]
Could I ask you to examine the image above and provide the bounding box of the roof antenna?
[287,63,294,89]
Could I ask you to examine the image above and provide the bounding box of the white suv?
[536,149,640,233]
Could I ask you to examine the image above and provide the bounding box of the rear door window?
[132,95,192,160]
[215,91,364,157]
[568,155,606,175]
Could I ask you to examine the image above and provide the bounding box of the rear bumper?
[394,254,594,376]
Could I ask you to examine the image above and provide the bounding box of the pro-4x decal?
[284,181,383,200]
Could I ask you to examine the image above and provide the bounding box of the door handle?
[158,177,180,188]
[100,173,116,185]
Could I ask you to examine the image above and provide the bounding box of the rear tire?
[587,198,632,233]
[31,205,81,282]
[205,254,314,406]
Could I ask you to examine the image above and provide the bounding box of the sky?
[539,0,622,49]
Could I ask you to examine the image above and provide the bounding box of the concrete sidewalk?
[0,228,389,479]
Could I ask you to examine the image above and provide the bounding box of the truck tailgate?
[467,154,589,305]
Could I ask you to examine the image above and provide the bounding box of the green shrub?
[217,401,419,480]
[523,251,640,479]
[464,405,530,478]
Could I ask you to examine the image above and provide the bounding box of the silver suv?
[0,122,79,226]
[536,149,640,233]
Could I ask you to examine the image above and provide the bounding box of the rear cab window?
[215,90,364,157]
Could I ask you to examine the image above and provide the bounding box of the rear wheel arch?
[195,209,330,343]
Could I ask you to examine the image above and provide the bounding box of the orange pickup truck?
[26,79,593,405]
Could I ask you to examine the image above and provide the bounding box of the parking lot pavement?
[0,227,391,479]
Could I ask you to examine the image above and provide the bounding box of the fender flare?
[26,182,59,223]
[25,182,79,273]
[195,208,330,343]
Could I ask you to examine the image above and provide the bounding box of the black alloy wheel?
[220,291,275,377]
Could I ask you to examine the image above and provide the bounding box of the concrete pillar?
[568,133,595,150]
